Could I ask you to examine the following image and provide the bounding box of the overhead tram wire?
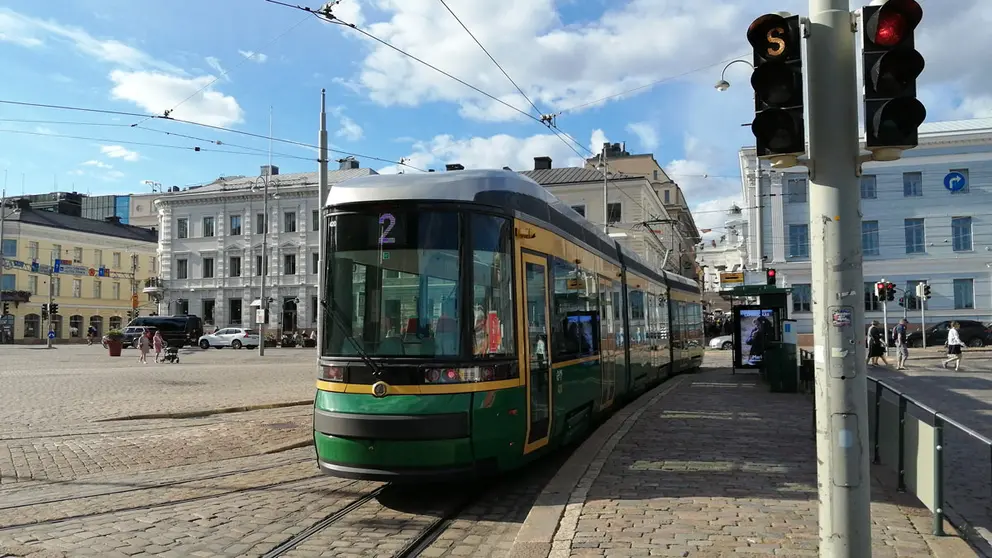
[0,99,426,172]
[129,13,313,128]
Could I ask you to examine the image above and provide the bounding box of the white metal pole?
[806,0,872,555]
[317,89,328,354]
[881,293,889,357]
[921,296,926,348]
[601,146,608,235]
[47,254,54,349]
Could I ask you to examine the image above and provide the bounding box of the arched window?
[69,315,83,337]
[109,316,123,330]
[23,314,41,338]
[89,316,104,337]
[52,315,63,338]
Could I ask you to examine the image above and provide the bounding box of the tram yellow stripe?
[315,378,523,395]
[551,355,601,369]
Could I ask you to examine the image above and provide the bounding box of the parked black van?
[126,315,204,347]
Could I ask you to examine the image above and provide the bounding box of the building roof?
[185,168,377,194]
[4,207,158,243]
[520,167,637,185]
[918,117,992,137]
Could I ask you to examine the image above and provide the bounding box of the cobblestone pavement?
[523,352,975,557]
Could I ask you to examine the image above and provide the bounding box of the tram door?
[522,253,552,453]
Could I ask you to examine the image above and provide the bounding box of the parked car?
[904,320,992,348]
[198,327,260,349]
[708,334,734,350]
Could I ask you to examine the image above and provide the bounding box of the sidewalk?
[510,364,976,558]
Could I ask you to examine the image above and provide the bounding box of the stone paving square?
[514,361,977,557]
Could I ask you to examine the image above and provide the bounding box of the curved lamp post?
[714,59,755,91]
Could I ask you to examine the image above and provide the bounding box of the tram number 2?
[766,26,786,58]
[378,213,396,245]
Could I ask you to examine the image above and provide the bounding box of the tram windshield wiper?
[320,299,384,377]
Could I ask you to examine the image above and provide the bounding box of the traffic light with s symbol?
[747,13,805,166]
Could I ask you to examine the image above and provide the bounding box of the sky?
[0,0,989,237]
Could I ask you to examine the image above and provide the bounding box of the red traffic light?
[766,268,776,285]
[866,0,922,48]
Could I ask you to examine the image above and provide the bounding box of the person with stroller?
[866,320,888,367]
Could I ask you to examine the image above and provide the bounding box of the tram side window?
[628,289,646,346]
[471,214,515,357]
[551,257,600,361]
[658,293,669,341]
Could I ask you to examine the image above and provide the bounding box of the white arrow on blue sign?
[944,171,967,192]
[47,331,55,339]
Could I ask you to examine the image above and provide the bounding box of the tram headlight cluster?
[320,365,346,382]
[424,366,495,384]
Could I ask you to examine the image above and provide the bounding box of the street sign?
[720,272,745,288]
[255,309,265,324]
[944,171,967,192]
[47,331,55,339]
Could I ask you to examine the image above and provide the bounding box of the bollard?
[933,416,945,536]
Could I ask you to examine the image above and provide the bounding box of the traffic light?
[766,268,777,285]
[885,282,896,301]
[898,296,904,307]
[1,302,8,315]
[918,282,931,300]
[747,13,805,162]
[874,282,886,300]
[41,303,48,321]
[862,0,926,156]
[50,303,59,315]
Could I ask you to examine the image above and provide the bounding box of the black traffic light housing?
[886,282,896,302]
[862,0,926,156]
[50,303,59,315]
[1,302,8,315]
[923,283,931,300]
[748,14,805,162]
[766,268,777,286]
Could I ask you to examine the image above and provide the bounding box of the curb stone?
[94,400,313,422]
[507,375,687,558]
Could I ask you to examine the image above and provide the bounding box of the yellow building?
[1,202,158,343]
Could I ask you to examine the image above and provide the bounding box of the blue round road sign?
[944,171,967,192]
[47,331,55,339]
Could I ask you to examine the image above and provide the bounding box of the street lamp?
[714,59,755,91]
[253,174,271,356]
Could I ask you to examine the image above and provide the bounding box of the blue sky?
[0,0,988,234]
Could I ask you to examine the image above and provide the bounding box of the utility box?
[763,320,799,393]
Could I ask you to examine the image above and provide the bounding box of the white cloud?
[238,50,268,63]
[333,0,366,27]
[691,195,744,241]
[378,129,603,174]
[103,170,125,181]
[82,160,113,169]
[100,145,140,162]
[626,122,658,151]
[109,70,244,127]
[336,116,364,141]
[67,169,85,176]
[205,56,227,78]
[588,129,608,156]
[34,126,55,134]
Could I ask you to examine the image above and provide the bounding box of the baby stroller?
[162,344,180,364]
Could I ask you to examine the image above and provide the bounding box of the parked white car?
[708,334,734,350]
[198,327,260,349]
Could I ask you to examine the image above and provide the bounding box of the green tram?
[314,169,704,481]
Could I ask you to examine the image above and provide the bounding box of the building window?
[904,218,925,254]
[786,177,808,203]
[256,255,267,276]
[112,282,121,299]
[949,168,970,194]
[93,281,101,299]
[229,256,242,277]
[28,275,38,295]
[176,258,188,279]
[229,299,243,325]
[202,216,215,237]
[150,256,157,273]
[112,252,121,268]
[311,253,319,274]
[284,211,297,233]
[312,209,319,231]
[664,190,671,204]
[72,279,81,298]
[1,239,15,258]
[73,247,83,262]
[230,214,242,236]
[256,213,266,234]
[864,282,881,311]
[607,202,621,224]
[310,296,318,323]
[570,205,586,217]
[653,170,659,180]
[94,249,102,267]
[202,300,215,324]
[905,280,922,310]
[202,257,214,278]
[862,221,880,256]
[792,284,812,312]
[28,242,38,260]
[952,217,973,252]
[860,175,877,199]
[177,218,189,238]
[52,244,61,259]
[1,274,15,290]
[953,278,974,309]
[284,254,296,275]
[903,172,922,197]
[788,224,810,258]
[175,299,189,316]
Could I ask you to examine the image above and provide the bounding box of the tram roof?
[327,169,699,290]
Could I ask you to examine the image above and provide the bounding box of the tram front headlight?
[423,366,496,384]
[320,365,345,382]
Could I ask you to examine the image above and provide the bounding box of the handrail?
[870,376,992,446]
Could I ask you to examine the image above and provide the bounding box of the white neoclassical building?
[152,163,376,332]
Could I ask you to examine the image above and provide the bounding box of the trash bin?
[762,341,799,393]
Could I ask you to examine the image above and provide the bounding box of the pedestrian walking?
[138,330,151,364]
[153,331,165,363]
[87,325,97,346]
[866,320,888,367]
[892,319,910,370]
[942,321,965,371]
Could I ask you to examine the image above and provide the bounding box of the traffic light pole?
[881,281,889,356]
[806,0,872,555]
[921,298,927,348]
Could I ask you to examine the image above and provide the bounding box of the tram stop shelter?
[718,283,799,393]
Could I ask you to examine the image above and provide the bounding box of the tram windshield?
[323,209,515,358]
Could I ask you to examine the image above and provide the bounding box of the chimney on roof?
[338,157,359,170]
[261,165,279,177]
[445,163,464,171]
[533,156,552,170]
